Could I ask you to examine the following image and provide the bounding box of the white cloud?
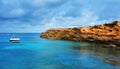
[10,8,26,17]
[40,7,118,32]
[42,9,98,30]
[0,0,120,33]
[31,0,60,6]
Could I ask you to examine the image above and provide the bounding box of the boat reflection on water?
[69,42,120,66]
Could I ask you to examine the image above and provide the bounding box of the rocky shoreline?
[41,21,120,49]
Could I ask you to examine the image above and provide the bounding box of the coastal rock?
[41,21,120,47]
[105,58,120,65]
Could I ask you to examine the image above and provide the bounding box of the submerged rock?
[105,58,120,65]
[41,21,120,48]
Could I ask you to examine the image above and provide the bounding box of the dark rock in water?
[103,44,116,48]
[102,44,120,49]
[41,21,120,48]
[105,58,120,66]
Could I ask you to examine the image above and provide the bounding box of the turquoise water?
[0,33,120,69]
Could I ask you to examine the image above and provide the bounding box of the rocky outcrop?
[41,21,120,45]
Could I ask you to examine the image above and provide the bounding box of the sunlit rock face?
[41,21,120,44]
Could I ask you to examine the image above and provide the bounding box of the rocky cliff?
[41,21,120,45]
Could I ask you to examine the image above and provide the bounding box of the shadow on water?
[69,42,120,66]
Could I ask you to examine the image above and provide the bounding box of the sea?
[0,33,120,69]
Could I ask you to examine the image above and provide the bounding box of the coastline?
[41,21,120,49]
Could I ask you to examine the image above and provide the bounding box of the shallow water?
[0,33,120,69]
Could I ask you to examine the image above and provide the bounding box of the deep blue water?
[0,33,120,69]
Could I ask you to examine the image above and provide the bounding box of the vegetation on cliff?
[41,21,120,47]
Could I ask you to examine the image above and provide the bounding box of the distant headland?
[41,21,120,49]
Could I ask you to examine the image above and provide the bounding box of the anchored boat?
[10,35,20,42]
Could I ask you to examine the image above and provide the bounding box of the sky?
[0,0,120,33]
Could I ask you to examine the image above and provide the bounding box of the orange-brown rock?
[41,21,120,44]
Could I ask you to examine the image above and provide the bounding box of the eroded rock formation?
[41,21,120,45]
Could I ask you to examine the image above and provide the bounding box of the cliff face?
[41,21,120,44]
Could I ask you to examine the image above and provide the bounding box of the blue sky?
[0,0,120,33]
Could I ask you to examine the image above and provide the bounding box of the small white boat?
[10,35,20,42]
